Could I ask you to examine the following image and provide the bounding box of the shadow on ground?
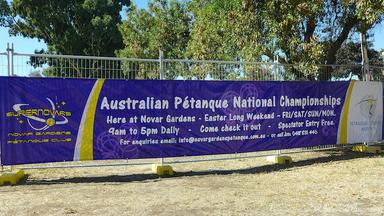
[23,150,380,186]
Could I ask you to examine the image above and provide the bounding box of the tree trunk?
[360,32,370,81]
[319,16,358,80]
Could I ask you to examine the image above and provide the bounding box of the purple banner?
[0,77,381,165]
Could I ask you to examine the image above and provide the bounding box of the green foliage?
[353,0,384,32]
[118,0,191,59]
[10,0,130,56]
[4,0,384,80]
[8,0,130,78]
[186,0,384,80]
[118,0,191,78]
[186,0,266,61]
[335,40,384,79]
[0,0,10,27]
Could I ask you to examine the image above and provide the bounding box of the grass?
[0,149,383,216]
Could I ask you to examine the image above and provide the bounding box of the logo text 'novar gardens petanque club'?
[6,97,71,131]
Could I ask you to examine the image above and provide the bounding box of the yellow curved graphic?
[338,81,355,144]
[74,79,105,161]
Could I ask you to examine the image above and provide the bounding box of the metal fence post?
[159,49,164,165]
[0,139,2,172]
[3,43,15,171]
[6,43,10,76]
[273,55,282,156]
[363,62,370,146]
[362,61,371,82]
[360,33,371,147]
[11,43,14,76]
[274,55,280,81]
[1,43,8,171]
[6,43,14,77]
[159,50,164,80]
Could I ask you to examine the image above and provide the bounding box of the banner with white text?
[0,77,382,165]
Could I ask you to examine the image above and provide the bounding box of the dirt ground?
[1,149,384,216]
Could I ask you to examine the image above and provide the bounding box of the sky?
[0,0,383,54]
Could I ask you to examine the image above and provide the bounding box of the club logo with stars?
[357,95,377,120]
[6,97,71,131]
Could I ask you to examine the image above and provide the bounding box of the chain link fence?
[1,45,384,170]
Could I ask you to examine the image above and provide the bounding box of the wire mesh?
[13,53,161,80]
[0,53,7,77]
[11,52,381,82]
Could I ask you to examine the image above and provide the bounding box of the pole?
[274,55,279,80]
[0,140,2,172]
[274,56,281,156]
[2,43,10,171]
[360,32,372,147]
[7,43,11,76]
[6,43,15,76]
[360,32,370,81]
[159,49,164,165]
[11,43,14,76]
[159,49,164,80]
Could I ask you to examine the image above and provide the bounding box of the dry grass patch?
[1,150,383,216]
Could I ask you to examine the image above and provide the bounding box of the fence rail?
[1,43,384,171]
[1,46,383,81]
[7,53,369,81]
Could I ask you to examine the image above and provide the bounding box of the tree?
[335,40,384,80]
[187,0,384,80]
[9,0,130,56]
[0,0,10,27]
[186,0,278,80]
[6,0,130,78]
[187,0,269,61]
[118,0,191,59]
[117,0,191,79]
